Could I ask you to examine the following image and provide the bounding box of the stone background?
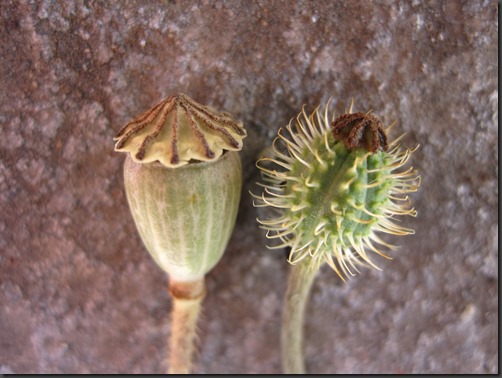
[0,0,498,374]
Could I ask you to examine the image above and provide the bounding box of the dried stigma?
[114,93,246,167]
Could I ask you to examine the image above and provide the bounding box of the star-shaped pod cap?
[114,93,247,167]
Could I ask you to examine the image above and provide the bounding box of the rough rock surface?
[0,0,497,374]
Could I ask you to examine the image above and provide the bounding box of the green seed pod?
[123,151,242,281]
[253,101,420,280]
[115,93,246,281]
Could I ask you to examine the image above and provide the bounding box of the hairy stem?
[282,261,318,374]
[168,277,206,374]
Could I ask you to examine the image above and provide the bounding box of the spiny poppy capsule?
[252,100,420,280]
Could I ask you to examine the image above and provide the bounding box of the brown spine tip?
[331,112,388,153]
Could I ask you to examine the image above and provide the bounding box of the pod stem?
[167,277,206,374]
[281,261,318,374]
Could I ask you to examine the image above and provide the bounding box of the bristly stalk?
[168,278,205,374]
[252,99,420,373]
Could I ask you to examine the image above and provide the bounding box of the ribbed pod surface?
[123,151,242,281]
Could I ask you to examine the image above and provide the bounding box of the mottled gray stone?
[0,0,497,374]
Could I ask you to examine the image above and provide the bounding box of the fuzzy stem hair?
[167,277,206,374]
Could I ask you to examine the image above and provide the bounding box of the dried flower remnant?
[331,111,388,152]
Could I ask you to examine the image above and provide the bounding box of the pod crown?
[114,93,246,167]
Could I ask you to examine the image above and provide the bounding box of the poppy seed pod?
[123,151,242,281]
[115,93,246,281]
[114,93,246,374]
[253,100,420,280]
